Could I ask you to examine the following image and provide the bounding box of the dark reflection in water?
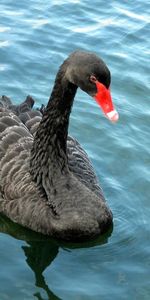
[0,213,112,300]
[23,242,60,300]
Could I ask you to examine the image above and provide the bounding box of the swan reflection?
[0,213,112,300]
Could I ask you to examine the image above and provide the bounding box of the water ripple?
[71,18,116,33]
[0,40,11,48]
[0,26,10,33]
[116,7,150,22]
[0,10,24,17]
[25,18,50,29]
[0,64,8,71]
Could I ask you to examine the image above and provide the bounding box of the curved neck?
[30,63,77,191]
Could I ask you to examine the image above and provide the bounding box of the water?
[0,0,149,299]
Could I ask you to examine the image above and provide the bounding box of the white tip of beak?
[106,110,119,122]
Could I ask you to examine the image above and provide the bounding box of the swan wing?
[0,96,103,198]
[67,136,104,198]
[0,108,52,233]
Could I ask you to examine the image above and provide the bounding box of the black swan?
[0,51,119,241]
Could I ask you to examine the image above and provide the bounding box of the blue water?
[0,0,150,299]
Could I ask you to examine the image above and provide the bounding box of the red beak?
[93,81,119,122]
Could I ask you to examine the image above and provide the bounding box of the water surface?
[0,0,149,299]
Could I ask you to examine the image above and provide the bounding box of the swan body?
[0,51,117,241]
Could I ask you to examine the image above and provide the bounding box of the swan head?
[65,50,119,122]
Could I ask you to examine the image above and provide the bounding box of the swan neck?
[30,64,77,192]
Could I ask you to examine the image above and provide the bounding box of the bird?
[0,50,119,242]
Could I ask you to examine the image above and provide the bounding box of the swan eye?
[89,75,97,83]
